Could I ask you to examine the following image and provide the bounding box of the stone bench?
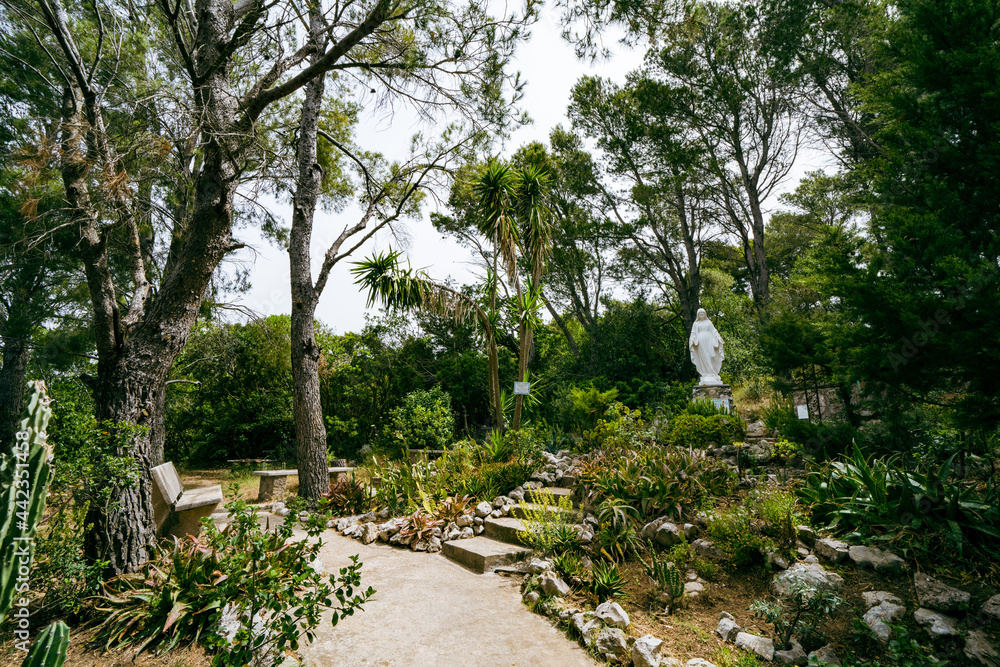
[253,467,355,502]
[151,462,224,538]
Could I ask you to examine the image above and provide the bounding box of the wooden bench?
[151,462,224,538]
[253,466,355,502]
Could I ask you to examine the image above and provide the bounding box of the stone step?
[512,502,583,523]
[442,536,532,574]
[484,516,528,545]
[524,486,580,508]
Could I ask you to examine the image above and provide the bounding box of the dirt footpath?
[301,532,597,667]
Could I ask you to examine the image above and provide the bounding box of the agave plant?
[587,560,625,602]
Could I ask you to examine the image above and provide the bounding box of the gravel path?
[300,531,597,667]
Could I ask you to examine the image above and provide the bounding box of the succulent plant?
[20,620,69,667]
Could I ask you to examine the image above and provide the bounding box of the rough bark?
[288,8,330,504]
[0,336,31,447]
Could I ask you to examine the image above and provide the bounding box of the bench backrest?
[151,461,184,505]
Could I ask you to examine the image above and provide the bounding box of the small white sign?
[711,398,731,413]
[513,382,530,395]
[796,404,809,420]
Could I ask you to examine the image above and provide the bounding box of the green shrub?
[93,496,373,663]
[667,413,744,448]
[518,490,579,555]
[750,579,843,651]
[799,443,1000,564]
[581,402,653,451]
[577,445,736,521]
[389,387,454,452]
[459,460,534,501]
[707,509,767,568]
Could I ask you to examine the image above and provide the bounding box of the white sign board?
[513,382,530,395]
[796,404,809,420]
[711,398,731,413]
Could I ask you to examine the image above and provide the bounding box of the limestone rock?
[572,612,603,646]
[686,660,718,667]
[965,629,1000,667]
[411,538,429,552]
[528,558,553,574]
[685,581,705,596]
[632,635,663,667]
[509,488,525,502]
[861,591,903,609]
[595,627,630,660]
[358,522,379,544]
[914,573,970,613]
[796,525,816,546]
[640,516,673,540]
[524,591,540,605]
[459,526,474,539]
[808,644,842,666]
[766,550,790,570]
[595,601,630,629]
[493,496,507,508]
[683,523,699,540]
[715,615,742,642]
[456,514,473,527]
[774,639,807,666]
[772,562,845,597]
[427,536,442,553]
[692,538,724,558]
[913,607,960,637]
[983,594,1000,623]
[655,522,682,547]
[735,632,775,661]
[849,545,905,573]
[474,501,493,517]
[540,575,570,597]
[863,601,906,643]
[814,537,850,563]
[473,524,484,535]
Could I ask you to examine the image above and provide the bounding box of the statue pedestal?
[692,384,734,413]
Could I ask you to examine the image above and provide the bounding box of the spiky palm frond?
[473,160,520,276]
[515,163,552,279]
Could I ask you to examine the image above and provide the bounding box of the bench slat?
[175,484,224,512]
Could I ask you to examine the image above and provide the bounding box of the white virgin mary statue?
[689,308,724,385]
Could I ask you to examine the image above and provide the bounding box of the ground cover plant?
[92,495,373,664]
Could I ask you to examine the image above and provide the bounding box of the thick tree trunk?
[149,381,166,467]
[289,9,330,504]
[0,335,31,447]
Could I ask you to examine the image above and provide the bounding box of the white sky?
[226,6,825,335]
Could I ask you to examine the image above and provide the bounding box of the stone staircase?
[442,485,581,574]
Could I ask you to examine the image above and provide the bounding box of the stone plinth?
[692,384,734,413]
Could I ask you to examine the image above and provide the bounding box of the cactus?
[1,381,54,621]
[19,620,68,667]
[664,562,685,611]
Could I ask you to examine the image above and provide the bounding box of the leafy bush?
[667,413,745,448]
[93,496,373,663]
[581,402,653,451]
[459,460,535,501]
[389,387,454,452]
[577,445,736,521]
[799,443,1000,563]
[707,509,767,568]
[750,579,843,651]
[569,386,620,431]
[518,490,579,555]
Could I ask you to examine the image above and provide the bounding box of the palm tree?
[351,250,505,428]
